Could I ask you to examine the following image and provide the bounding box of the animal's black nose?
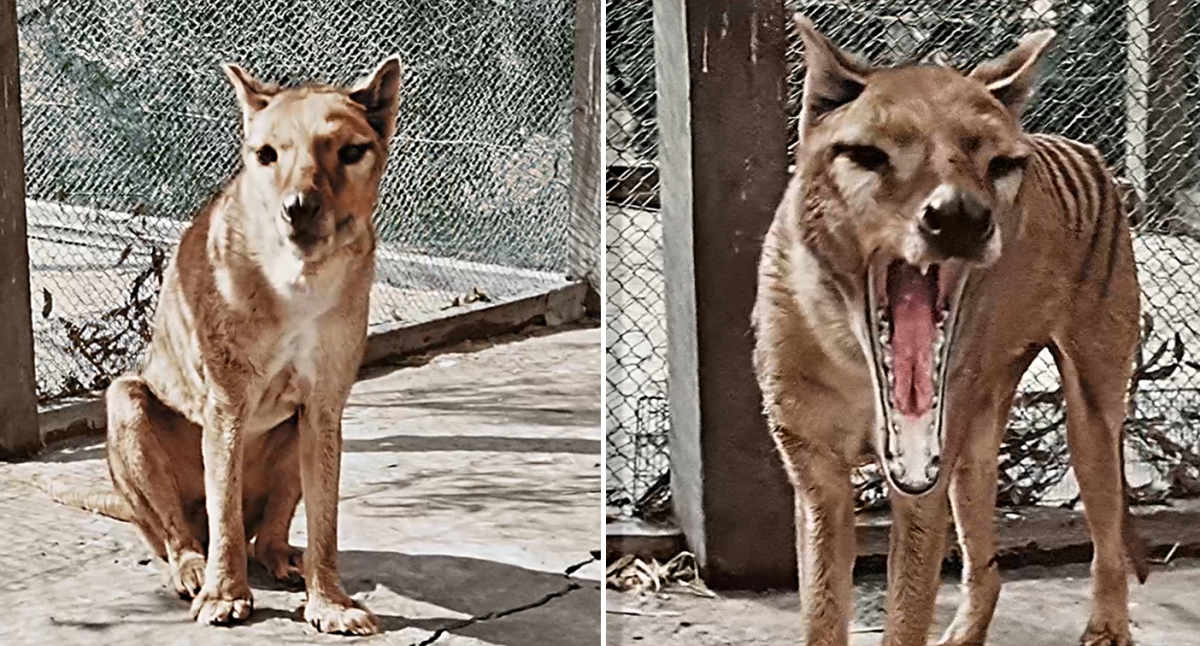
[282,191,322,226]
[919,188,994,260]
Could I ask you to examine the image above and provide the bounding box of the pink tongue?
[888,265,935,418]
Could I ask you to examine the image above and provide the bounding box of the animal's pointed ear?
[795,15,872,136]
[222,63,276,122]
[349,55,403,142]
[968,30,1056,116]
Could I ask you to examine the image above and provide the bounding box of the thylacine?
[49,55,402,635]
[753,17,1146,646]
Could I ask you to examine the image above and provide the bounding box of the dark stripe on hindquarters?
[1060,138,1105,220]
[1030,139,1075,218]
[1033,137,1082,222]
[1099,182,1127,299]
[1048,136,1096,218]
[1073,145,1122,294]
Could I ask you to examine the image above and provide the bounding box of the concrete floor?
[0,325,602,646]
[606,558,1200,645]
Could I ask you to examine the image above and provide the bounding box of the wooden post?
[570,0,601,314]
[654,0,795,588]
[0,0,39,457]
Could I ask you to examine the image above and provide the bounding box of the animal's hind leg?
[249,417,304,584]
[106,375,208,599]
[1052,335,1138,646]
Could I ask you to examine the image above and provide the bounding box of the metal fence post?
[571,0,601,314]
[653,0,795,588]
[0,0,40,457]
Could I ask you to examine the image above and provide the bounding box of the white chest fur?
[247,268,346,435]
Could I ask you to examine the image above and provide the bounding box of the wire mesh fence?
[606,0,667,515]
[19,0,581,402]
[605,0,1200,517]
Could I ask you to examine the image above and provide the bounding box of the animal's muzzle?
[283,190,323,231]
[919,186,994,260]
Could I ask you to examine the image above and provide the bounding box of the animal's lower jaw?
[863,259,970,494]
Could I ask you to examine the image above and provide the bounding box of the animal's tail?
[1120,449,1150,584]
[41,478,134,522]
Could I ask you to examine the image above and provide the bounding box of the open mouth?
[289,229,325,249]
[863,258,969,494]
[288,215,353,251]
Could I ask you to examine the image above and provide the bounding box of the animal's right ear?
[222,63,276,124]
[795,15,871,138]
[348,55,404,142]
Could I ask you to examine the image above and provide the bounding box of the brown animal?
[49,55,402,634]
[752,17,1147,646]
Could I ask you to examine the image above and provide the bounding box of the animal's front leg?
[191,397,254,625]
[884,487,951,646]
[298,402,379,635]
[776,435,856,646]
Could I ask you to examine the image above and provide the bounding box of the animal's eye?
[988,155,1027,179]
[255,145,277,166]
[338,143,370,165]
[833,144,889,172]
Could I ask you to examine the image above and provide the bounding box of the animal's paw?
[937,623,986,646]
[190,582,254,625]
[304,593,380,635]
[256,542,305,585]
[170,552,206,599]
[1080,617,1132,646]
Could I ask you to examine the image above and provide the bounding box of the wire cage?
[19,0,582,402]
[606,0,1200,517]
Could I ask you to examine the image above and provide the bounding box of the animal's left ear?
[968,30,1056,116]
[349,55,404,142]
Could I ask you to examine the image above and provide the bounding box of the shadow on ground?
[341,550,600,646]
[351,374,601,430]
[43,550,598,646]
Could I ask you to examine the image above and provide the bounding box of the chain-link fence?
[606,0,667,516]
[19,0,583,402]
[606,0,1200,517]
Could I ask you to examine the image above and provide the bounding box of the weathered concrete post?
[654,0,796,588]
[570,0,601,314]
[1144,0,1189,229]
[0,0,40,457]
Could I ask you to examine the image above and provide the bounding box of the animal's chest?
[247,320,322,435]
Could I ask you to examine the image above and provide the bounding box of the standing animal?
[49,55,402,635]
[752,17,1146,646]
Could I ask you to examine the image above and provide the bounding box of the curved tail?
[1120,448,1150,584]
[42,479,134,522]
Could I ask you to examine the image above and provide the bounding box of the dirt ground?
[0,325,602,646]
[606,557,1200,645]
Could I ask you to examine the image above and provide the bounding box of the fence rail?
[606,0,1200,517]
[14,0,587,405]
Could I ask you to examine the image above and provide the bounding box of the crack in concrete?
[411,580,583,646]
[563,550,600,577]
[410,553,601,646]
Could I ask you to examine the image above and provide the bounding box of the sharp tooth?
[921,262,931,275]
